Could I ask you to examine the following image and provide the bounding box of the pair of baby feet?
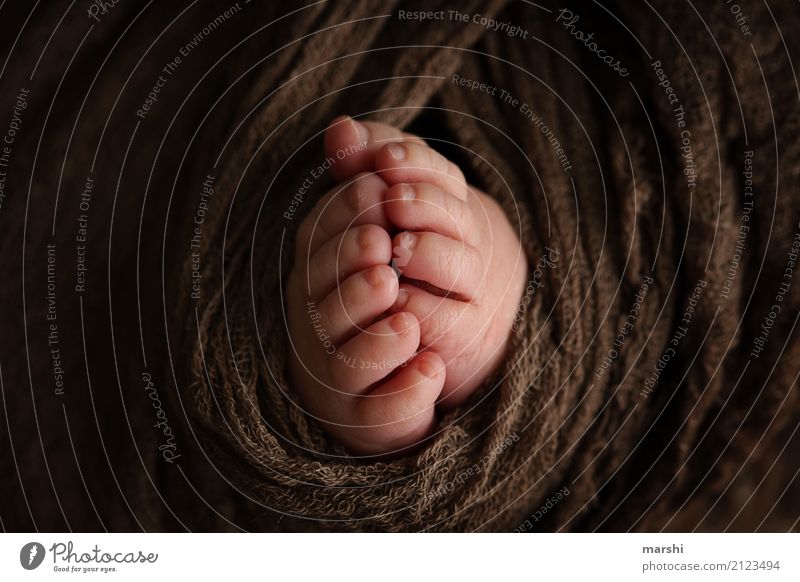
[286,117,526,455]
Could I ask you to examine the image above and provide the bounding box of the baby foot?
[324,117,528,409]
[286,149,444,455]
[286,117,526,455]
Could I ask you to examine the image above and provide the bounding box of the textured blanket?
[1,0,798,532]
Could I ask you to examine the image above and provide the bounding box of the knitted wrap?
[1,0,798,532]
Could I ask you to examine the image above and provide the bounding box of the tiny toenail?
[399,231,417,249]
[387,142,406,160]
[350,117,370,144]
[398,184,416,201]
[357,226,373,250]
[347,184,365,213]
[392,232,415,267]
[395,287,410,309]
[389,312,410,333]
[418,355,440,378]
[364,266,384,288]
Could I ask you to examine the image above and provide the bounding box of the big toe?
[324,116,426,182]
[324,115,371,181]
[347,351,446,456]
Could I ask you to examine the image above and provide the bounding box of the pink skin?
[286,116,526,456]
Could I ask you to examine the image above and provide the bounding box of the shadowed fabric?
[1,0,798,532]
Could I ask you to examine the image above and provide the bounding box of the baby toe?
[392,231,484,301]
[375,141,469,202]
[318,265,399,344]
[384,182,479,246]
[324,116,424,181]
[298,172,391,255]
[350,351,445,455]
[327,312,420,394]
[305,224,392,299]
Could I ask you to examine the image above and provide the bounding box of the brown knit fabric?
[1,0,798,532]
